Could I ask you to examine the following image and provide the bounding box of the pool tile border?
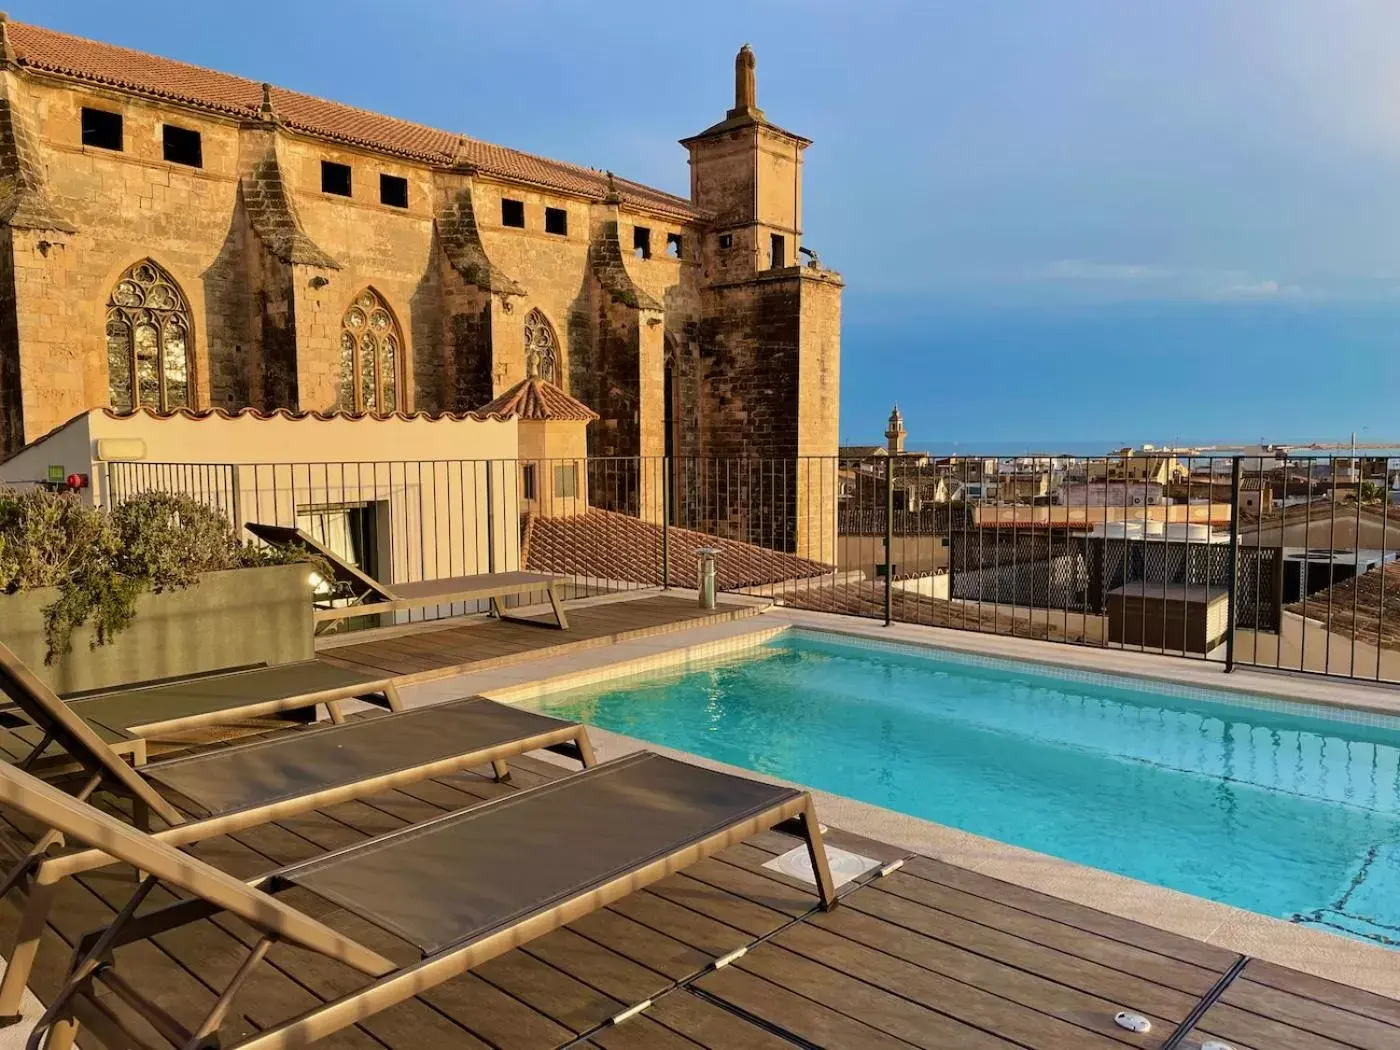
[788,625,1400,733]
[477,622,786,705]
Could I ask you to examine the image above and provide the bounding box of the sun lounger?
[0,639,596,1023]
[1,750,834,1049]
[0,658,402,767]
[245,521,570,633]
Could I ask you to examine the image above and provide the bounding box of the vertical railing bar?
[884,453,894,626]
[1352,456,1363,680]
[1226,456,1241,673]
[1379,461,1391,683]
[1324,457,1337,677]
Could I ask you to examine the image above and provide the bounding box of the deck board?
[317,596,760,683]
[0,737,1395,1048]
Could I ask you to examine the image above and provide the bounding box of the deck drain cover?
[1113,1011,1151,1033]
[762,845,879,889]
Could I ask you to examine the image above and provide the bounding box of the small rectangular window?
[554,464,578,498]
[81,107,123,151]
[379,173,408,208]
[162,124,201,167]
[321,160,352,197]
[544,206,568,235]
[770,233,786,268]
[633,226,651,259]
[522,464,537,500]
[501,198,525,228]
[666,232,683,259]
[717,233,733,250]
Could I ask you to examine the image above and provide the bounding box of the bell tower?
[677,45,843,564]
[886,405,907,455]
[680,44,809,282]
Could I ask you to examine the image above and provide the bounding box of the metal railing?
[104,451,1400,685]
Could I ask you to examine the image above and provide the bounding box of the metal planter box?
[0,564,314,694]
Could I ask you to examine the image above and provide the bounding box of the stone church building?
[0,17,841,552]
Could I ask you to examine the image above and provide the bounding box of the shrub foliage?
[0,488,308,662]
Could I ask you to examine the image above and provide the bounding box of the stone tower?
[886,405,906,455]
[680,45,844,560]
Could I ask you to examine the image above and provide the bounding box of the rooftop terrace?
[3,729,1394,1050]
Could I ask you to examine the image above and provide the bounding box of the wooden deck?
[318,595,760,685]
[1,748,1394,1049]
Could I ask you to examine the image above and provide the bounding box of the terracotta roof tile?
[523,508,831,589]
[98,405,509,424]
[475,378,598,422]
[0,404,513,466]
[9,21,705,221]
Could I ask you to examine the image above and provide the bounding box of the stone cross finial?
[0,12,16,69]
[735,44,757,112]
[452,135,475,170]
[259,82,277,122]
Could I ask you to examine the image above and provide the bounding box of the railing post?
[661,457,671,590]
[884,456,895,626]
[1225,456,1241,672]
[485,462,497,574]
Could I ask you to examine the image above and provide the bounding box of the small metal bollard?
[697,547,719,610]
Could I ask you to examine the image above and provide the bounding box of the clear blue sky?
[22,1,1400,449]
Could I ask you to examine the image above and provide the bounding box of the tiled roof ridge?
[1,403,511,467]
[100,405,512,424]
[9,20,706,221]
[475,377,599,422]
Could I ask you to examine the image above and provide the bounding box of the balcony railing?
[102,451,1400,685]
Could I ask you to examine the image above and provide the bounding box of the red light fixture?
[65,473,89,490]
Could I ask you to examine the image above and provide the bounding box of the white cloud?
[1220,278,1279,297]
[1038,259,1171,282]
[1016,260,1308,302]
[1209,277,1308,300]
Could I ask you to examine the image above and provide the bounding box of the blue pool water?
[528,631,1400,946]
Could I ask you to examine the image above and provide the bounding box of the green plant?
[0,488,313,663]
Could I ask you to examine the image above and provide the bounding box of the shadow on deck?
[0,746,1395,1049]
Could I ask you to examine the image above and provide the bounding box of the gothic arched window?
[106,260,193,412]
[523,308,558,383]
[338,289,401,414]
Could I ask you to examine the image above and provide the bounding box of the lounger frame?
[1,758,832,1050]
[245,523,570,633]
[0,642,596,1025]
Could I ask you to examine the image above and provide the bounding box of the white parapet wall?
[0,408,523,582]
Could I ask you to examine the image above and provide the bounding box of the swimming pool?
[525,630,1400,946]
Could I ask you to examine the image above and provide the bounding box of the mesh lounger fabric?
[281,751,801,954]
[143,697,576,815]
[67,660,387,731]
[388,572,558,602]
